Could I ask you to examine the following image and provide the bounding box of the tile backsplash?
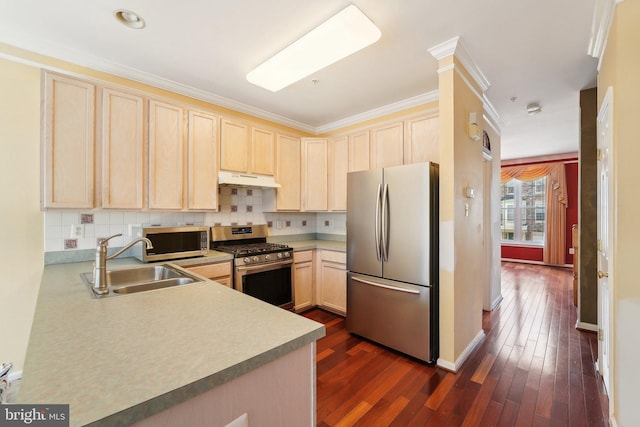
[44,187,346,252]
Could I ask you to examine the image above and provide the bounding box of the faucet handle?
[98,233,123,247]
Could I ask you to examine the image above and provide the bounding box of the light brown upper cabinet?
[251,127,276,176]
[219,118,249,173]
[187,110,218,210]
[370,121,404,169]
[100,88,144,209]
[329,136,348,211]
[404,114,439,164]
[148,100,185,210]
[301,138,328,211]
[275,134,301,210]
[42,73,96,209]
[348,131,370,172]
[220,118,275,176]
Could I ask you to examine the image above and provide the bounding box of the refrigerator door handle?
[352,276,421,295]
[381,183,389,262]
[375,184,382,261]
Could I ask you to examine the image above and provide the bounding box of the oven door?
[235,259,294,310]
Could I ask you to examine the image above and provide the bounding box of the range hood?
[218,171,281,188]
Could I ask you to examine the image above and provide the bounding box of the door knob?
[598,270,609,279]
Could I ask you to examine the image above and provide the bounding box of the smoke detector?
[527,103,542,115]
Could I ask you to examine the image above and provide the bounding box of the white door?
[597,87,614,396]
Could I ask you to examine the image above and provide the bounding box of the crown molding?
[314,90,439,134]
[0,38,318,133]
[1,38,439,135]
[428,36,490,93]
[588,0,623,65]
[482,95,503,134]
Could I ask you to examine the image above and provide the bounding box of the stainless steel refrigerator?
[346,162,439,363]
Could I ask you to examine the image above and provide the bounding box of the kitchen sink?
[80,264,204,298]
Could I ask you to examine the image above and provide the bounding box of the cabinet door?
[148,100,184,209]
[329,136,348,211]
[302,138,328,211]
[348,131,370,172]
[294,250,314,312]
[275,134,301,210]
[251,127,275,176]
[188,110,218,210]
[185,261,231,287]
[371,122,404,168]
[318,251,347,315]
[101,88,144,209]
[42,73,95,208]
[220,118,249,172]
[404,115,439,164]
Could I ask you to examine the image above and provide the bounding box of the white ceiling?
[0,0,598,160]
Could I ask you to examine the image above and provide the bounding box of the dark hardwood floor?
[303,262,609,426]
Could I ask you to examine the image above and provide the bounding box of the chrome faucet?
[92,234,153,295]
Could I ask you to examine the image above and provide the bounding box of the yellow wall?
[0,57,44,372]
[0,43,313,137]
[437,55,485,367]
[597,1,640,425]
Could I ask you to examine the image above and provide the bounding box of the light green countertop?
[285,240,346,253]
[18,258,325,426]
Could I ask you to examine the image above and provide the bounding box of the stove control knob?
[252,256,259,263]
[243,257,250,264]
[277,252,283,259]
[265,254,271,261]
[284,252,290,258]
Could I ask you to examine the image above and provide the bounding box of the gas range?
[211,225,293,266]
[211,224,294,310]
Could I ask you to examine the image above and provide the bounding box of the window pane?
[500,176,546,244]
[500,179,517,241]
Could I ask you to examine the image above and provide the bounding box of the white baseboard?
[490,294,503,311]
[501,258,572,269]
[575,321,598,332]
[437,329,485,372]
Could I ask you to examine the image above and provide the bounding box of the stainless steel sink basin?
[80,264,204,298]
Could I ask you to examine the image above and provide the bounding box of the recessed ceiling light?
[247,5,381,92]
[114,9,146,29]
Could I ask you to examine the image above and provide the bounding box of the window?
[500,177,546,244]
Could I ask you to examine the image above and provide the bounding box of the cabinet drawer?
[321,250,346,264]
[187,262,231,279]
[294,250,313,263]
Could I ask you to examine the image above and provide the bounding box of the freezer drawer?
[346,272,435,363]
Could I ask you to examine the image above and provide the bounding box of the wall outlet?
[128,224,141,236]
[70,224,84,238]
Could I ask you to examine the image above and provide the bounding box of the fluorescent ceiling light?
[247,4,381,92]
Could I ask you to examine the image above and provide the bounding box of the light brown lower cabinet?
[316,250,347,316]
[184,261,232,288]
[293,250,314,312]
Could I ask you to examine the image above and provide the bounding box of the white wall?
[42,186,345,255]
[0,58,43,373]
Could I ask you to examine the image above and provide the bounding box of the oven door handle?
[236,259,293,273]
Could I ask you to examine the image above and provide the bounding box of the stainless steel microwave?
[131,226,209,262]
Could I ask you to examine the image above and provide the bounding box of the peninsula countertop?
[18,258,325,426]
